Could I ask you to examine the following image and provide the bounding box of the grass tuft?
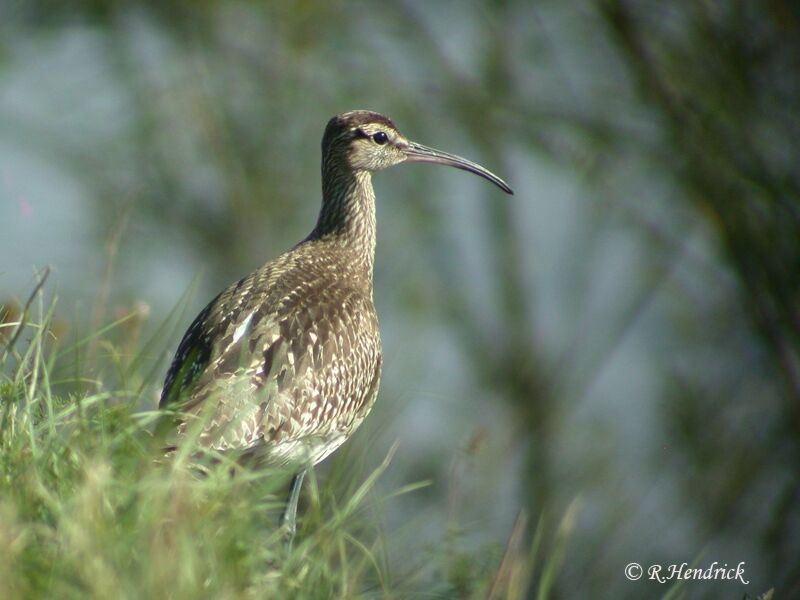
[0,280,566,598]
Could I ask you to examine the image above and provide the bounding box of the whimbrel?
[160,110,512,543]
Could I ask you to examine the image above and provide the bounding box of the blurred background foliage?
[2,0,798,596]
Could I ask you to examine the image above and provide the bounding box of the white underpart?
[232,312,254,344]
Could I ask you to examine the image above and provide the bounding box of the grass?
[0,278,569,599]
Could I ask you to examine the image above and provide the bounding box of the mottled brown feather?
[160,111,392,468]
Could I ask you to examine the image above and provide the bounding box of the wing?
[159,258,382,465]
[160,273,257,410]
[159,292,220,410]
[160,250,300,410]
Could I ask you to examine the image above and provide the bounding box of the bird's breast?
[162,249,383,467]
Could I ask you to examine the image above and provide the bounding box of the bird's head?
[322,110,513,194]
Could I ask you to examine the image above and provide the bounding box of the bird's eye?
[372,131,389,145]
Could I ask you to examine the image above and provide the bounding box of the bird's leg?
[281,469,306,550]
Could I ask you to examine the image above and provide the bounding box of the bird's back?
[160,238,382,467]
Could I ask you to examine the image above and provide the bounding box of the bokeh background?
[2,1,799,597]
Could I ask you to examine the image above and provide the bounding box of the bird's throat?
[313,166,377,279]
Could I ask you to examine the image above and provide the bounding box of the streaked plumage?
[159,110,512,539]
[160,229,382,467]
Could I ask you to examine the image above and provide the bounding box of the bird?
[159,110,513,545]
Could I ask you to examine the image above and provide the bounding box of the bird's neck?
[311,162,377,280]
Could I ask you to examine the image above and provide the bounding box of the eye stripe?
[353,128,370,139]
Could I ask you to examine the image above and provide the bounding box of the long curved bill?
[403,141,514,195]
